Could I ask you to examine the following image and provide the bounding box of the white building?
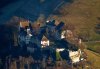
[61,30,73,39]
[56,48,65,52]
[78,38,82,44]
[61,30,66,39]
[66,30,73,38]
[69,49,81,63]
[20,21,29,28]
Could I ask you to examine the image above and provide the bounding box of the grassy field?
[51,0,100,40]
[84,49,100,69]
[51,1,100,68]
[85,42,100,54]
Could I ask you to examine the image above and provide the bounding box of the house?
[45,20,61,40]
[78,38,82,44]
[61,30,66,39]
[41,36,49,48]
[56,48,65,52]
[69,49,81,63]
[56,48,65,61]
[66,30,73,38]
[61,29,73,39]
[20,21,29,28]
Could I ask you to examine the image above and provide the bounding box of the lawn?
[84,49,100,69]
[85,42,100,54]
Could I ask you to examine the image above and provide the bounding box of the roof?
[20,21,29,28]
[42,36,48,41]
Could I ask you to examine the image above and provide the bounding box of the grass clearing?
[85,49,100,69]
[85,42,100,54]
[51,0,100,40]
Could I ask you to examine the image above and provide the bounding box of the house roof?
[20,21,29,28]
[42,36,48,41]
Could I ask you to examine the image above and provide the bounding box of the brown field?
[51,0,100,40]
